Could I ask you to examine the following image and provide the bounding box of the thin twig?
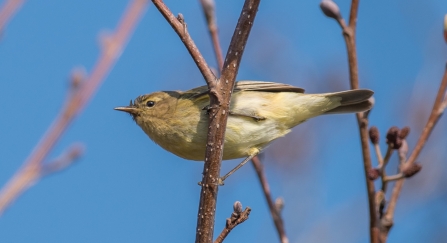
[0,0,147,215]
[199,0,224,72]
[380,146,393,192]
[214,201,251,243]
[373,144,384,167]
[251,156,288,243]
[0,0,24,35]
[41,144,84,176]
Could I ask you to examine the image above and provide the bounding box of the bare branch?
[405,65,447,168]
[199,0,224,72]
[251,156,289,243]
[214,201,251,243]
[194,1,261,242]
[0,0,24,35]
[0,0,147,215]
[42,144,84,175]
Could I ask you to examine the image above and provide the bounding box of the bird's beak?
[114,106,140,115]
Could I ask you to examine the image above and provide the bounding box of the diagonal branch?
[199,0,224,72]
[251,156,288,243]
[0,0,148,216]
[0,0,24,35]
[381,63,447,241]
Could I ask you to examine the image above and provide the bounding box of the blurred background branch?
[0,0,23,35]
[0,0,147,215]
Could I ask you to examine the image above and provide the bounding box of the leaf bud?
[386,126,402,149]
[320,0,342,20]
[399,126,410,139]
[402,163,422,178]
[369,126,380,144]
[233,201,243,214]
[367,168,380,181]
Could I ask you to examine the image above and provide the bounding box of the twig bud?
[399,126,410,139]
[275,197,284,212]
[200,0,216,24]
[386,126,402,149]
[367,168,380,180]
[402,163,422,178]
[319,0,342,20]
[369,126,380,144]
[233,201,243,214]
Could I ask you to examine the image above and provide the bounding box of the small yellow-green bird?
[115,81,372,181]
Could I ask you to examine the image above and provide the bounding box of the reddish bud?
[367,168,380,180]
[402,163,422,178]
[320,0,342,20]
[369,126,380,144]
[386,126,402,149]
[399,126,410,139]
[233,201,242,214]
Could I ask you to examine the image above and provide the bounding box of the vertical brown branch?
[0,0,148,215]
[151,1,260,242]
[341,1,380,242]
[251,156,288,243]
[196,1,260,242]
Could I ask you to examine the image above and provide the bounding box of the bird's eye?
[146,101,155,107]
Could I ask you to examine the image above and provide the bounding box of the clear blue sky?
[1,0,446,242]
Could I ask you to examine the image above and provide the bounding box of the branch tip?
[399,126,410,139]
[233,201,243,214]
[386,126,402,149]
[369,126,380,144]
[402,163,422,178]
[319,0,342,21]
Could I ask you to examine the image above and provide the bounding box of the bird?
[115,81,373,183]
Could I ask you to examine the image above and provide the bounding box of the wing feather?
[181,81,305,101]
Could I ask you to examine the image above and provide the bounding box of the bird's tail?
[323,89,374,114]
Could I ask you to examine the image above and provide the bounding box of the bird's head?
[114,91,180,126]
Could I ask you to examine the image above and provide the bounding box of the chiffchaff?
[115,81,373,181]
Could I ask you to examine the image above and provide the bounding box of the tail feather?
[324,89,374,114]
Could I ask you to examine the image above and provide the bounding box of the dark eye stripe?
[146,101,155,107]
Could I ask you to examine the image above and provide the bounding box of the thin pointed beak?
[114,106,140,115]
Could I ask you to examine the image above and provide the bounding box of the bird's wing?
[234,81,305,93]
[182,81,305,101]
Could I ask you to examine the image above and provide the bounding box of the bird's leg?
[217,153,258,185]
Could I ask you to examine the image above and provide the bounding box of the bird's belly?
[157,116,289,161]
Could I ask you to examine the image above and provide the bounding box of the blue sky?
[1,0,446,242]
